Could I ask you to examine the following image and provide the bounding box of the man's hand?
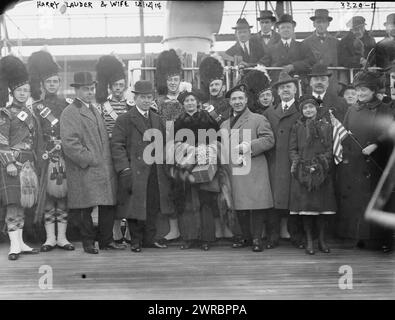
[235,141,251,154]
[362,144,378,156]
[6,163,18,177]
[360,57,367,67]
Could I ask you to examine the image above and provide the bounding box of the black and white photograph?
[0,0,395,305]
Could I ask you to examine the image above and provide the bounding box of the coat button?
[137,156,141,160]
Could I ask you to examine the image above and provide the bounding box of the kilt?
[0,150,35,207]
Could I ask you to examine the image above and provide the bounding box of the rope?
[239,1,248,19]
[370,2,377,32]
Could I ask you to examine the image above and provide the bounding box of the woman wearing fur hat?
[27,50,74,252]
[154,49,190,242]
[171,90,220,250]
[289,96,336,255]
[336,70,395,252]
[0,55,42,260]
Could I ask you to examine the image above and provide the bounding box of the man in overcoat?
[60,72,124,254]
[225,18,266,69]
[220,84,275,252]
[252,10,281,51]
[111,80,175,253]
[263,71,305,249]
[375,14,395,70]
[259,14,316,83]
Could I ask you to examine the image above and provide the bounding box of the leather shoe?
[266,241,278,249]
[201,242,210,251]
[382,244,393,253]
[57,244,75,251]
[99,241,127,250]
[318,243,330,253]
[21,248,40,254]
[8,253,19,260]
[252,239,263,252]
[83,246,99,254]
[41,244,55,252]
[232,239,251,248]
[180,241,194,250]
[130,244,142,252]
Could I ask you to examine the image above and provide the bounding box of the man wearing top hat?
[339,16,376,68]
[303,9,339,69]
[225,18,266,68]
[259,14,316,82]
[111,80,175,253]
[263,71,305,249]
[60,71,124,254]
[307,63,348,123]
[252,10,281,51]
[375,13,395,70]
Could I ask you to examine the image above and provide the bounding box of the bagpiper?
[0,55,41,260]
[27,50,75,252]
[95,54,133,246]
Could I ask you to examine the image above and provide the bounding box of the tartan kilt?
[0,150,36,208]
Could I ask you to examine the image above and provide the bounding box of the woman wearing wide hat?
[0,55,42,260]
[170,90,220,250]
[336,70,395,252]
[289,95,337,255]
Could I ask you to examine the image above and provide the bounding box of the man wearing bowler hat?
[263,71,305,250]
[253,10,281,51]
[225,17,266,69]
[111,80,175,253]
[60,71,125,254]
[339,16,376,68]
[303,9,339,68]
[307,63,348,122]
[259,14,315,83]
[375,13,395,70]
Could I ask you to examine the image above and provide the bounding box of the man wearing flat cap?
[60,72,123,254]
[220,84,275,253]
[339,16,376,68]
[111,80,175,253]
[375,14,395,70]
[252,10,281,51]
[225,18,266,69]
[263,71,305,250]
[303,9,339,88]
[259,14,316,83]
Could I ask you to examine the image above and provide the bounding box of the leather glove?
[117,168,133,205]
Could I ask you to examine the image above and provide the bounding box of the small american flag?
[330,111,349,165]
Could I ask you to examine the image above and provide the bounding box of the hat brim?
[70,81,96,88]
[257,17,276,22]
[132,90,155,94]
[310,16,333,22]
[307,72,332,78]
[272,78,298,89]
[232,26,253,30]
[275,21,296,27]
[225,84,248,99]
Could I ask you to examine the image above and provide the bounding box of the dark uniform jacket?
[375,37,395,69]
[339,31,376,68]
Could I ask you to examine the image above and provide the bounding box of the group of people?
[0,10,395,261]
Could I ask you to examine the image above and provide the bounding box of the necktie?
[318,36,325,42]
[262,34,271,39]
[284,42,289,49]
[144,111,149,118]
[317,95,322,101]
[283,104,288,113]
[243,43,249,56]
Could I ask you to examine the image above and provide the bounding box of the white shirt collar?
[239,40,250,54]
[135,105,149,117]
[312,91,326,100]
[281,38,291,46]
[281,98,295,110]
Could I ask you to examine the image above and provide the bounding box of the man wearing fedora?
[252,10,281,51]
[225,18,266,68]
[60,71,125,254]
[307,63,348,122]
[263,71,305,250]
[376,13,395,70]
[259,14,315,83]
[339,16,376,68]
[303,9,339,68]
[111,80,175,253]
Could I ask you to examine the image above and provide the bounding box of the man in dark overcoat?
[375,14,395,70]
[252,10,281,51]
[263,71,305,249]
[111,80,175,253]
[60,72,124,254]
[259,14,316,83]
[225,18,266,68]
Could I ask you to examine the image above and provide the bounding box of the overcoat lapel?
[129,106,150,136]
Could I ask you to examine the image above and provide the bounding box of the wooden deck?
[0,240,394,300]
